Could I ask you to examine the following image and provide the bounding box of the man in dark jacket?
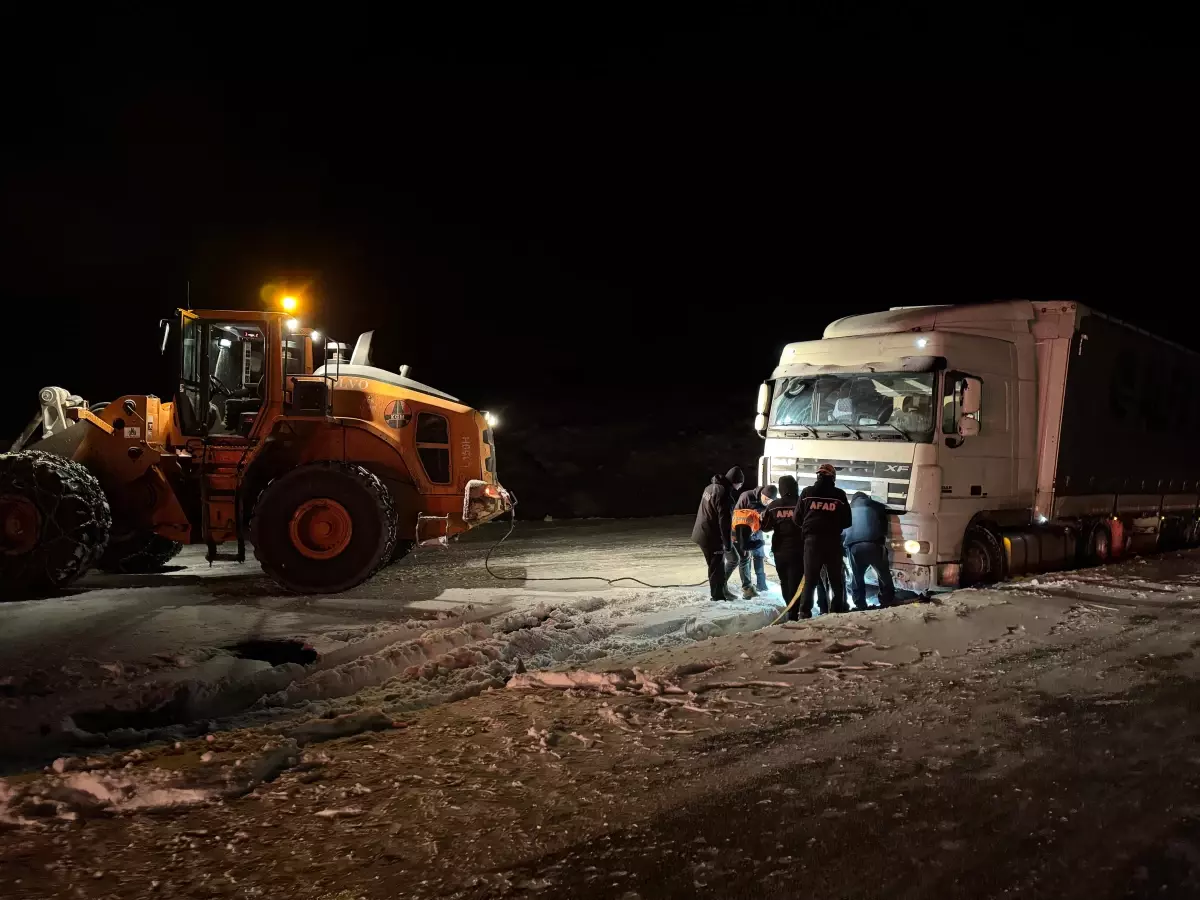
[730,484,778,598]
[797,463,853,616]
[691,467,744,601]
[843,491,896,610]
[761,476,805,619]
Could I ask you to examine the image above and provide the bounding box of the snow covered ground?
[0,517,782,767]
[7,513,1193,774]
[5,546,1200,897]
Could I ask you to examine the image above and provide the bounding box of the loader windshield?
[769,372,936,440]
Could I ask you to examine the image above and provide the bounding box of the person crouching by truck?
[761,476,805,619]
[844,490,897,610]
[691,467,745,601]
[730,484,779,598]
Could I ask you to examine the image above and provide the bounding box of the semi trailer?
[755,300,1200,591]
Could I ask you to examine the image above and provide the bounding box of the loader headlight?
[281,295,298,312]
[286,318,299,332]
[484,411,499,428]
[904,539,929,554]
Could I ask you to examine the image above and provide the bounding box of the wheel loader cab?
[173,310,312,439]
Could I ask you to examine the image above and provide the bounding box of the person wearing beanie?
[761,475,805,617]
[691,466,745,601]
[730,483,779,597]
[797,463,853,615]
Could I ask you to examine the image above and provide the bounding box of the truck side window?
[941,373,982,435]
[416,412,451,484]
[941,376,961,434]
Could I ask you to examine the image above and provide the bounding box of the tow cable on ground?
[479,509,909,626]
[483,509,709,588]
[480,505,808,620]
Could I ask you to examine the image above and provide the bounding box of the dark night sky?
[4,11,1198,438]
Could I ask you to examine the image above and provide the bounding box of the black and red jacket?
[798,475,852,543]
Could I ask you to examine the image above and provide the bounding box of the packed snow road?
[5,549,1200,898]
[0,517,781,769]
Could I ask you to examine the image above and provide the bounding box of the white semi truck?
[755,300,1200,592]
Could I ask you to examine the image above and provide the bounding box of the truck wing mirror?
[756,382,771,415]
[958,417,980,438]
[961,376,983,415]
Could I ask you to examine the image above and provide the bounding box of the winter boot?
[742,585,757,599]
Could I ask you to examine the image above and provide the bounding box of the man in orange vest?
[730,484,778,598]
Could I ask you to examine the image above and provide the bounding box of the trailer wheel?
[960,525,1004,587]
[252,462,397,593]
[1081,521,1112,566]
[0,450,111,596]
[98,530,184,573]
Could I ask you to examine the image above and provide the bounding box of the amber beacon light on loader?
[1,306,511,597]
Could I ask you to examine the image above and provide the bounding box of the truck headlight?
[903,539,929,554]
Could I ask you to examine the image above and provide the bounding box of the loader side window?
[177,315,206,436]
[416,413,449,443]
[182,319,201,386]
[416,412,451,484]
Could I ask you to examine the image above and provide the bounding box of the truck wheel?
[960,525,1004,587]
[251,462,397,593]
[0,450,111,596]
[389,539,415,565]
[1081,521,1112,566]
[99,530,184,573]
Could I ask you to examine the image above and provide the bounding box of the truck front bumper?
[890,561,962,593]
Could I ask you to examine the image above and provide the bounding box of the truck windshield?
[770,372,936,440]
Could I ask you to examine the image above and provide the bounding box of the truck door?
[939,371,1015,507]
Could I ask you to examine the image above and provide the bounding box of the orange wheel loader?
[1,309,511,597]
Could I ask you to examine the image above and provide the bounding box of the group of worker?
[691,464,896,620]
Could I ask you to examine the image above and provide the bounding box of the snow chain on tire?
[99,531,184,574]
[0,449,111,596]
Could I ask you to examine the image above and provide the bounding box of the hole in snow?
[71,688,191,735]
[225,639,318,667]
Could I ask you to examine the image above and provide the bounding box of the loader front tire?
[0,450,111,596]
[99,530,184,573]
[251,462,397,594]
